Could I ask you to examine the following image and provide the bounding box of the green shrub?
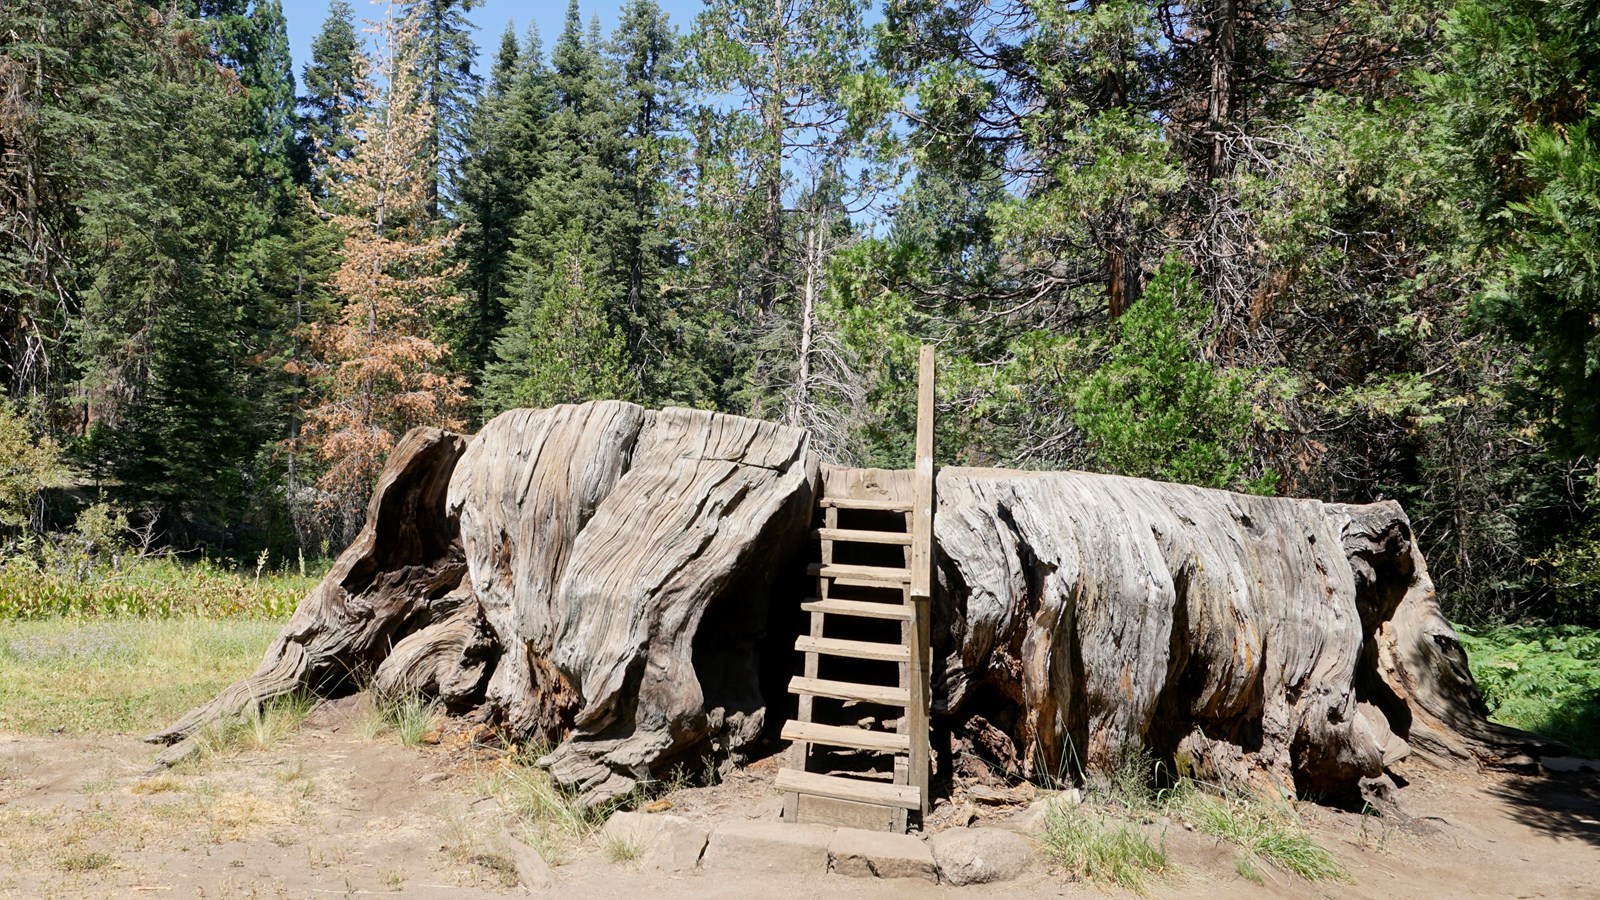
[0,554,314,619]
[1458,625,1600,758]
[0,398,63,532]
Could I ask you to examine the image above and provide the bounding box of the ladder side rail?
[907,345,936,816]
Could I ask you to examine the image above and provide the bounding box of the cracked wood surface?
[154,404,1545,805]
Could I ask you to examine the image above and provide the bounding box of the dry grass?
[478,745,622,865]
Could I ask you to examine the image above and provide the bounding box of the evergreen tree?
[1431,0,1600,458]
[451,22,551,388]
[482,228,635,410]
[177,0,304,193]
[609,0,688,399]
[1072,257,1268,492]
[300,0,362,172]
[690,0,895,435]
[399,0,483,217]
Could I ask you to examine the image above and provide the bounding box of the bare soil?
[1,700,1596,899]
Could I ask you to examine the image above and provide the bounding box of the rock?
[418,771,450,785]
[701,821,833,876]
[930,827,1035,886]
[827,828,938,882]
[1010,789,1082,833]
[601,811,709,872]
[503,831,555,890]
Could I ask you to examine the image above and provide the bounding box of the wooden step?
[782,720,911,753]
[819,497,913,512]
[795,635,909,662]
[789,676,910,706]
[808,562,910,586]
[776,769,921,810]
[812,527,912,546]
[801,598,911,621]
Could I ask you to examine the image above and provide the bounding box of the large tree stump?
[154,404,1551,805]
[152,403,816,800]
[931,468,1556,801]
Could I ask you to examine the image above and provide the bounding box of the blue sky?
[281,0,706,80]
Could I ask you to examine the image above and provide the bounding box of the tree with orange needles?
[298,3,467,538]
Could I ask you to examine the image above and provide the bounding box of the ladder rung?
[801,598,911,621]
[808,562,910,585]
[789,676,910,706]
[819,497,913,512]
[776,769,921,810]
[782,720,910,753]
[812,527,912,546]
[795,635,908,662]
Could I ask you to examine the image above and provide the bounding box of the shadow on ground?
[1493,765,1600,849]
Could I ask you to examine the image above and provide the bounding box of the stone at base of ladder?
[929,827,1035,886]
[601,811,711,872]
[828,828,938,882]
[700,820,834,875]
[1007,788,1085,833]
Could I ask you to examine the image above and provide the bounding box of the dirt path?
[0,708,1595,899]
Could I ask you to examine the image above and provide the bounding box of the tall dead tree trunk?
[154,405,1555,805]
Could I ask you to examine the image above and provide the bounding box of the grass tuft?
[1165,783,1346,882]
[1037,805,1171,894]
[192,691,316,758]
[480,745,624,865]
[56,851,113,872]
[370,691,442,746]
[604,833,642,863]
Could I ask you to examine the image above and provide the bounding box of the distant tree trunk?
[1207,0,1237,181]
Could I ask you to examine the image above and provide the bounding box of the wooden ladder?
[779,346,935,832]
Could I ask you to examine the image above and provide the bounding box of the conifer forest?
[3,0,1600,629]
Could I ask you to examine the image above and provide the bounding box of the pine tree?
[302,5,468,539]
[178,0,305,193]
[481,228,634,411]
[300,0,362,173]
[451,22,552,388]
[399,0,482,218]
[609,0,687,398]
[691,0,888,427]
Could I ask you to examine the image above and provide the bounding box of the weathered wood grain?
[155,405,1546,807]
[932,468,1557,800]
[145,426,471,755]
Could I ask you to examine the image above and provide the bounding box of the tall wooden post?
[907,345,935,816]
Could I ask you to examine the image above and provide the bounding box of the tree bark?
[931,468,1558,802]
[155,405,1554,805]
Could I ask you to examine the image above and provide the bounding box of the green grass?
[1164,783,1346,882]
[1036,806,1171,894]
[191,691,317,758]
[1458,625,1600,758]
[0,555,316,619]
[0,618,282,735]
[372,691,442,746]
